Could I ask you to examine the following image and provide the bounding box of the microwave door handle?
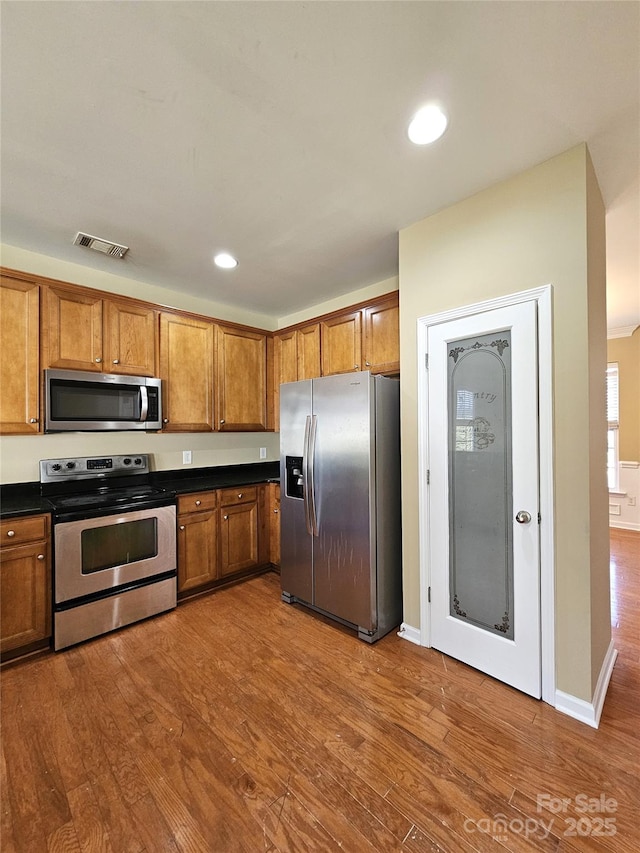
[139,386,149,422]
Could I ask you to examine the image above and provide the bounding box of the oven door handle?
[139,386,149,422]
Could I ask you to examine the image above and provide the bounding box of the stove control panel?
[40,454,150,483]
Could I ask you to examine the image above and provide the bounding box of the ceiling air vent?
[73,232,129,259]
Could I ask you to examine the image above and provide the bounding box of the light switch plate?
[260,447,267,459]
[183,450,192,464]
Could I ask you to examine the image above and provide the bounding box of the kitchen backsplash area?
[0,431,281,485]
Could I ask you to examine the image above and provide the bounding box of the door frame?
[417,285,555,705]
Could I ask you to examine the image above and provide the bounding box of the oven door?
[54,504,176,604]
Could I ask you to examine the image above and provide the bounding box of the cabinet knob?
[95,357,102,363]
[354,364,359,370]
[238,493,243,499]
[195,500,201,506]
[37,554,45,561]
[220,419,225,425]
[365,361,371,367]
[223,514,228,520]
[163,418,169,424]
[273,508,279,514]
[179,525,185,531]
[30,418,38,423]
[6,530,15,538]
[112,359,120,365]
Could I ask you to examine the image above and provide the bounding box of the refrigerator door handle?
[308,414,319,536]
[303,415,313,535]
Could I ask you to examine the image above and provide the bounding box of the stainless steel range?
[40,454,177,650]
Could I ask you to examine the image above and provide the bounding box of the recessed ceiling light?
[407,104,448,145]
[214,252,238,269]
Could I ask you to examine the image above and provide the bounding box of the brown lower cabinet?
[0,514,52,660]
[177,491,219,596]
[269,483,281,568]
[177,484,270,598]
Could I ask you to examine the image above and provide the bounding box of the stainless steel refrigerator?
[279,372,402,642]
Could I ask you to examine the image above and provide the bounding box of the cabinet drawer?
[219,485,258,506]
[0,514,49,547]
[177,491,217,514]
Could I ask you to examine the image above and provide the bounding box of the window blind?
[606,363,619,429]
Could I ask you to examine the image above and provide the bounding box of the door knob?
[515,511,532,524]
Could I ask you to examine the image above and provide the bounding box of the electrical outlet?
[629,496,637,507]
[260,447,267,459]
[183,450,192,465]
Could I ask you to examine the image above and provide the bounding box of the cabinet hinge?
[428,586,431,603]
[426,469,430,484]
[425,353,429,370]
[538,512,542,524]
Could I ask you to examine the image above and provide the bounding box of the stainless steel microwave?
[45,369,162,432]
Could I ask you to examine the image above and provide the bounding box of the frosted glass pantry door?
[427,301,541,698]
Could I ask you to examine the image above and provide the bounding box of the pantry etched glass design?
[447,330,514,639]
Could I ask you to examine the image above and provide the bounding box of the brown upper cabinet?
[215,325,268,431]
[321,309,362,376]
[320,292,399,377]
[362,292,400,374]
[273,323,321,430]
[0,274,41,434]
[43,286,157,376]
[159,312,215,432]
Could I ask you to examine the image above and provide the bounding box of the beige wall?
[607,327,640,462]
[399,144,611,702]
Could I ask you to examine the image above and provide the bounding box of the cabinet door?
[45,287,103,370]
[216,326,267,431]
[0,276,40,434]
[219,501,260,576]
[297,323,321,380]
[321,310,362,376]
[363,293,399,374]
[0,541,51,655]
[273,330,298,432]
[177,509,218,595]
[105,300,157,376]
[159,312,214,431]
[269,483,281,567]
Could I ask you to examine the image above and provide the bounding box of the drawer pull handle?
[37,554,45,561]
[195,500,201,506]
[7,530,15,538]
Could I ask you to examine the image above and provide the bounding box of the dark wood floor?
[2,530,639,852]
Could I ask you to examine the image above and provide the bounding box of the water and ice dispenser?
[285,456,304,499]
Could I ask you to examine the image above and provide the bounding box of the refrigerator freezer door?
[280,379,314,603]
[311,374,375,630]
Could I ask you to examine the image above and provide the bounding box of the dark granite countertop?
[0,482,53,519]
[151,461,280,495]
[0,462,280,519]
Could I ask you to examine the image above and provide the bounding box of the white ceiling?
[1,2,638,327]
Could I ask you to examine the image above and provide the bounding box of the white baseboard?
[555,641,618,728]
[397,622,422,645]
[609,521,640,531]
